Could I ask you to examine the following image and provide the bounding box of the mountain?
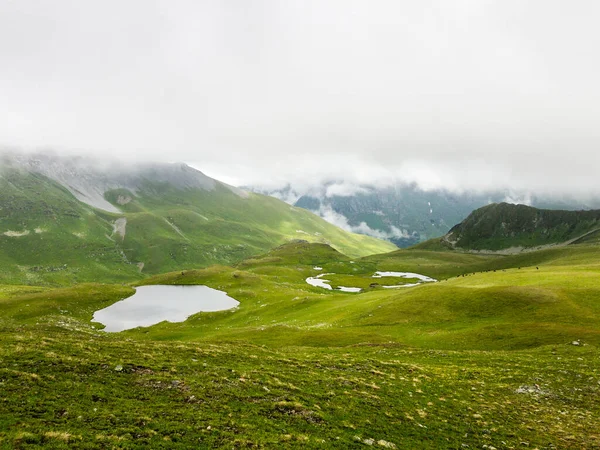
[0,151,395,284]
[442,202,600,251]
[250,182,600,248]
[4,157,600,448]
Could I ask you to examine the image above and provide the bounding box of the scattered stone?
[114,365,123,372]
[516,384,550,395]
[572,340,580,346]
[116,195,132,205]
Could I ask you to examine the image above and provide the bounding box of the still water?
[92,285,239,332]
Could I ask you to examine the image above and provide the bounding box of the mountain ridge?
[442,202,600,251]
[1,150,246,213]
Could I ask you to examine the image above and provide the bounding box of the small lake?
[306,270,437,292]
[92,285,239,332]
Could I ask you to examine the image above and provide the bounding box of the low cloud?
[317,205,410,241]
[325,182,369,198]
[2,2,600,198]
[503,192,533,206]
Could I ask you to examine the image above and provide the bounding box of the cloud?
[325,183,369,198]
[316,205,410,240]
[503,192,533,206]
[1,1,600,197]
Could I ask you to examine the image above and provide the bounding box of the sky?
[1,1,600,195]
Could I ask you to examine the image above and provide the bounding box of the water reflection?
[93,285,239,332]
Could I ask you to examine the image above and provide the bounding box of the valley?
[1,157,599,448]
[3,3,599,448]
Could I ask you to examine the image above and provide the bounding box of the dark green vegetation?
[0,167,395,285]
[445,202,600,251]
[2,239,600,448]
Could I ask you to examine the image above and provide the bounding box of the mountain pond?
[92,285,240,332]
[306,271,437,292]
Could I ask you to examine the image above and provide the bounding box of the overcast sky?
[1,1,599,194]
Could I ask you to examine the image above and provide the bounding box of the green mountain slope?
[0,166,395,284]
[443,202,600,251]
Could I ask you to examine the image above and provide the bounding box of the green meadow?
[1,241,600,448]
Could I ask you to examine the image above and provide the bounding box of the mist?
[1,1,599,196]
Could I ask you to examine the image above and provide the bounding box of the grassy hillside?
[106,182,395,272]
[3,241,599,350]
[445,202,600,250]
[0,168,395,285]
[2,326,597,449]
[1,241,600,447]
[0,169,144,285]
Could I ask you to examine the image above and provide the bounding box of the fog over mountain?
[2,1,600,196]
[248,179,600,247]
